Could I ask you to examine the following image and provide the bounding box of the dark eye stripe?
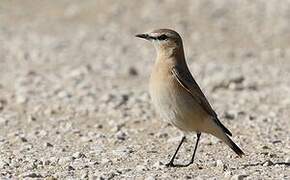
[157,34,168,40]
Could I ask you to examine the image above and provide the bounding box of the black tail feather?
[227,136,244,157]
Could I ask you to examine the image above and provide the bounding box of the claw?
[165,161,175,167]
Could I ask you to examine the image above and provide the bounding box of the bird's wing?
[172,66,232,136]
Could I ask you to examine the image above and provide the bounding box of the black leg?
[166,136,186,167]
[186,132,201,166]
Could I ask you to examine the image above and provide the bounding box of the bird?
[135,29,244,167]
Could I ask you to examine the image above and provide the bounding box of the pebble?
[230,174,248,180]
[112,147,132,157]
[224,110,237,120]
[21,172,43,178]
[263,160,274,166]
[285,157,290,163]
[145,175,156,180]
[0,160,9,169]
[72,152,86,159]
[100,158,112,165]
[16,95,27,104]
[153,161,164,169]
[115,131,128,141]
[20,137,28,142]
[216,159,225,170]
[27,115,37,122]
[128,67,138,76]
[136,165,147,172]
[81,170,89,179]
[45,142,53,147]
[0,117,8,125]
[58,156,73,165]
[167,136,183,143]
[67,165,75,171]
[224,171,232,178]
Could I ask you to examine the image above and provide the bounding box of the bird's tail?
[224,135,244,157]
[207,118,245,157]
[210,123,245,157]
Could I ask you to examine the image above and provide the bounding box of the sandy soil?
[0,0,289,179]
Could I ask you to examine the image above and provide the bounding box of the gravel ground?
[0,0,290,179]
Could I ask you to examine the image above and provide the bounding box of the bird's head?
[136,29,183,55]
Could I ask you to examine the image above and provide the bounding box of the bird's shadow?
[166,161,290,169]
[166,164,191,168]
[165,162,203,168]
[241,161,290,168]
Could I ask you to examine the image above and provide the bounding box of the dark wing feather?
[172,66,232,136]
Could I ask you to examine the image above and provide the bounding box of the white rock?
[100,158,112,165]
[153,161,164,169]
[136,165,147,172]
[167,136,183,143]
[145,175,156,180]
[58,156,72,165]
[224,171,232,178]
[0,117,7,125]
[263,160,273,166]
[72,152,85,159]
[16,95,27,104]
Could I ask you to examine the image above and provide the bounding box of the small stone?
[81,170,89,179]
[80,136,92,142]
[128,67,138,76]
[49,157,59,165]
[0,117,8,125]
[100,158,112,165]
[145,175,156,180]
[43,159,51,165]
[58,156,72,165]
[67,165,75,171]
[0,160,9,169]
[95,124,103,129]
[216,159,225,169]
[45,142,53,147]
[72,152,86,159]
[28,115,37,122]
[16,95,27,104]
[45,176,57,180]
[112,147,132,157]
[116,131,127,141]
[262,145,270,149]
[285,157,290,163]
[167,136,183,143]
[263,160,274,166]
[136,165,147,172]
[224,110,236,120]
[230,174,247,180]
[22,172,43,178]
[155,132,168,138]
[153,161,164,169]
[20,137,28,142]
[224,171,232,178]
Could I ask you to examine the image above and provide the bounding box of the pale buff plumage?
[136,29,244,167]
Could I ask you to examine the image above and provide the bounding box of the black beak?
[135,33,151,40]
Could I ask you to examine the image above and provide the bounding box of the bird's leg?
[186,132,201,166]
[166,136,186,167]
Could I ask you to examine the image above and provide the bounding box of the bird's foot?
[166,161,194,168]
[184,161,193,167]
[165,161,175,167]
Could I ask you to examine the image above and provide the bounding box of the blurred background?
[0,0,289,179]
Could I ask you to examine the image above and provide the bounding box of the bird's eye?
[157,34,168,41]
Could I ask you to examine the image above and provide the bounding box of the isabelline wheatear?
[136,29,244,167]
